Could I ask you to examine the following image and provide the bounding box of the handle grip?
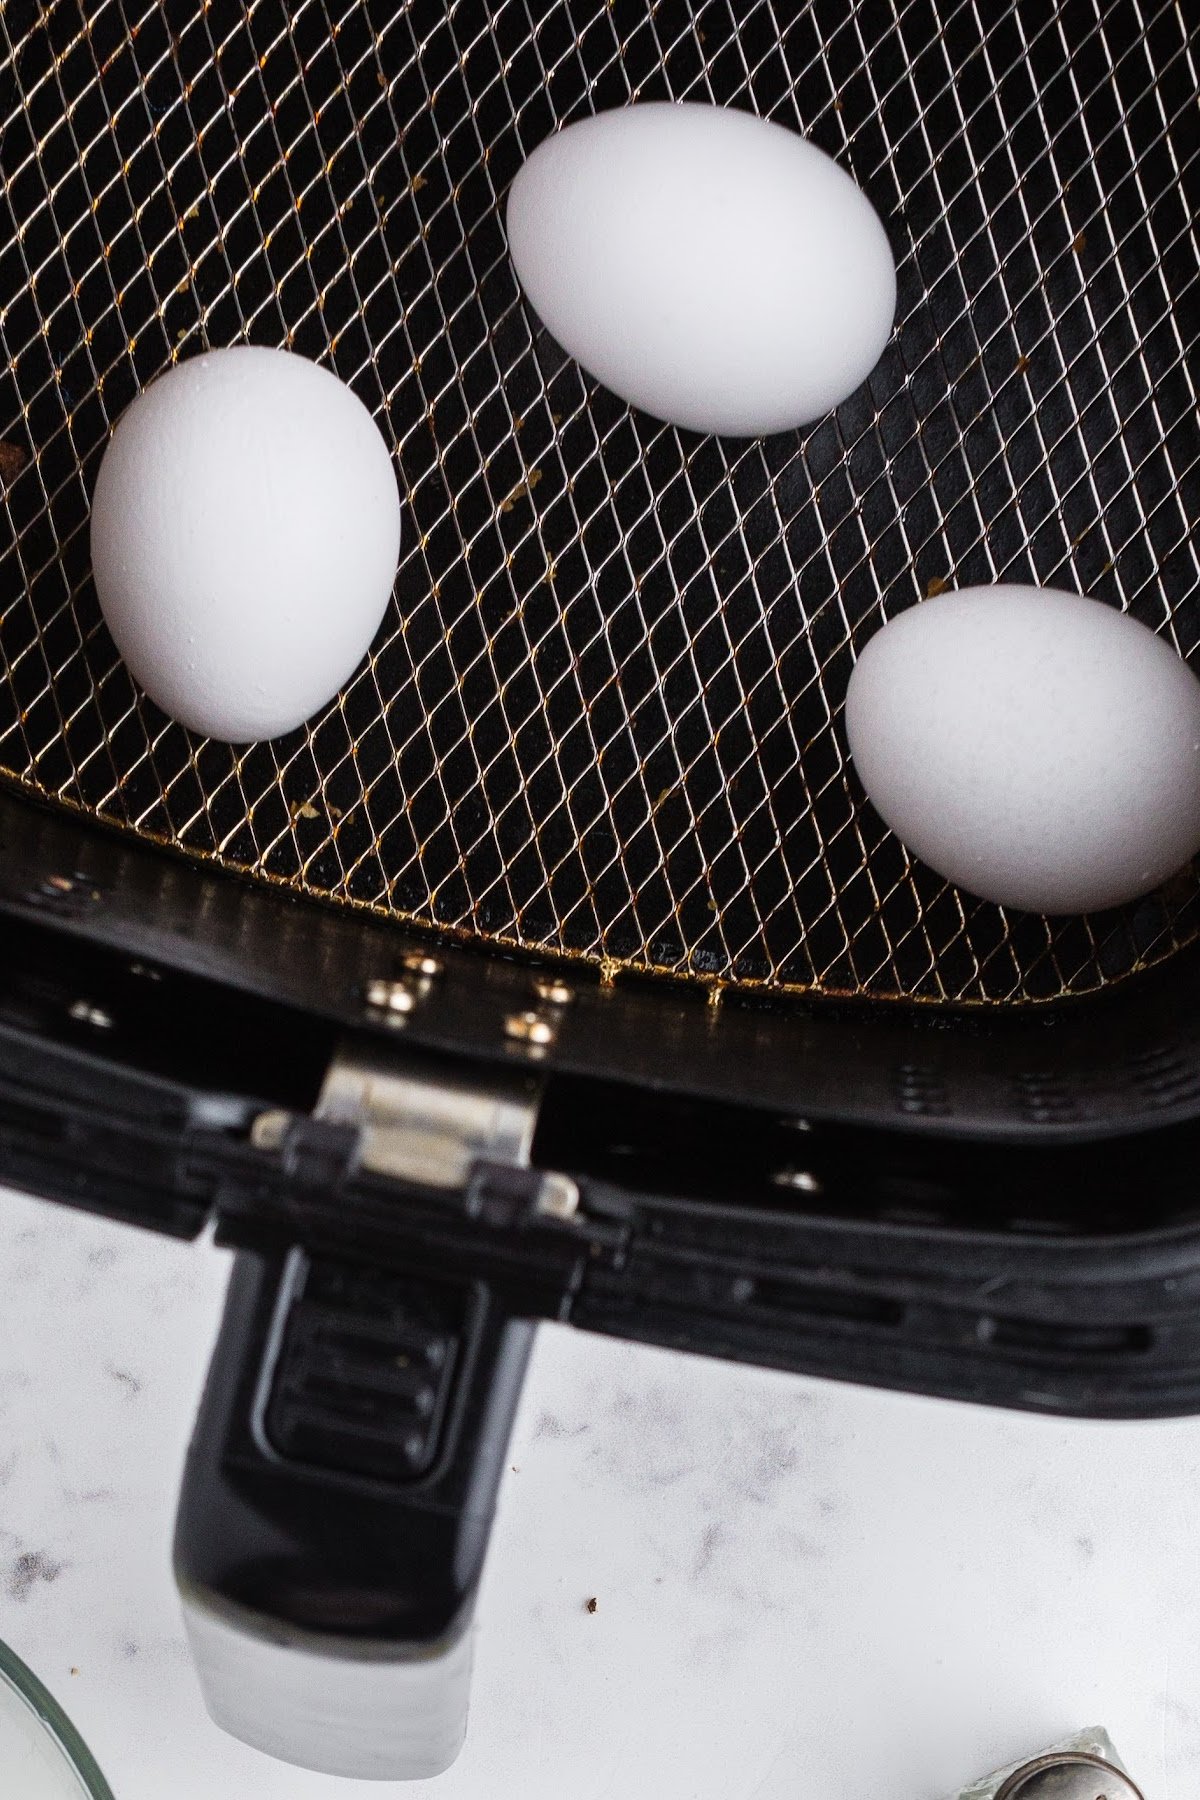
[174,1248,532,1779]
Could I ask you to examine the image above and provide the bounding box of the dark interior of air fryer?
[3,0,1200,1421]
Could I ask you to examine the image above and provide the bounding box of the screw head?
[773,1167,822,1195]
[251,1110,290,1153]
[505,1010,555,1047]
[365,978,416,1016]
[401,951,443,979]
[533,978,574,1007]
[68,1000,114,1031]
[537,1173,580,1220]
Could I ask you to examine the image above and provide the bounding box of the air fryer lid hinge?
[251,1037,580,1225]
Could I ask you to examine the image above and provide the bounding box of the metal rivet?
[505,1010,555,1047]
[537,1172,580,1219]
[533,978,573,1007]
[366,978,416,1016]
[773,1167,822,1194]
[402,952,443,979]
[251,1110,290,1153]
[69,1000,114,1031]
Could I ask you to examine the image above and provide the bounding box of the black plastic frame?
[1,788,1200,1418]
[5,786,1200,1141]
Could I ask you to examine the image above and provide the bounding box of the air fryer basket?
[2,0,1200,1411]
[1,0,1198,1009]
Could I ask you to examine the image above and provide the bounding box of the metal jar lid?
[994,1751,1145,1800]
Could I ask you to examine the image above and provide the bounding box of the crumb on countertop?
[585,1596,598,1614]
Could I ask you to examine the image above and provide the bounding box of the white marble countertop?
[0,1182,1196,1799]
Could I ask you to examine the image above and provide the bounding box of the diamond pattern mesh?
[0,0,1197,1004]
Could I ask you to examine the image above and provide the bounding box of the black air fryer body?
[4,784,1200,1770]
[6,782,1200,1420]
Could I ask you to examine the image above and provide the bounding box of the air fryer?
[0,0,1198,1781]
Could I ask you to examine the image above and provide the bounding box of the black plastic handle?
[175,1247,533,1648]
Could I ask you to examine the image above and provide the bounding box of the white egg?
[844,585,1200,915]
[90,346,401,742]
[506,102,896,437]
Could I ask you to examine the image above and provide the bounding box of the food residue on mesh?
[500,468,542,513]
[291,801,321,822]
[0,440,28,484]
[1071,230,1087,254]
[925,574,950,598]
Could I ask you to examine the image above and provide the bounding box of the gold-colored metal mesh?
[0,0,1198,1005]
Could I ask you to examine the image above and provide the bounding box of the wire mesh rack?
[0,0,1197,1005]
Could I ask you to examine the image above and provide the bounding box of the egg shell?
[89,346,401,742]
[506,102,896,437]
[844,584,1200,915]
